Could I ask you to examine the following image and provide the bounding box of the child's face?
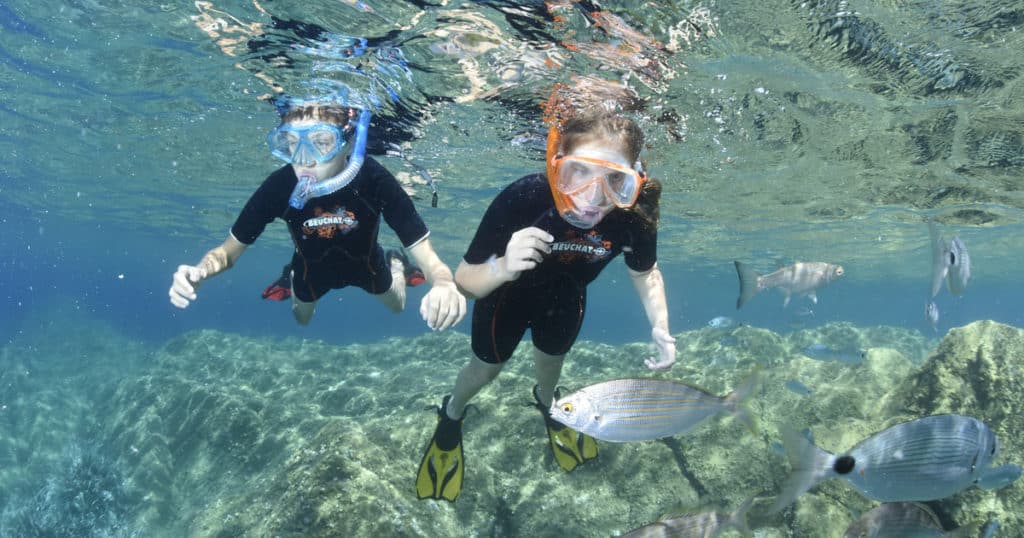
[281,118,351,181]
[558,140,633,227]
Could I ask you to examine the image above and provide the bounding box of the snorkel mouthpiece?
[288,109,372,209]
[292,173,317,204]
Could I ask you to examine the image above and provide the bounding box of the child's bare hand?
[502,227,553,277]
[644,327,677,371]
[169,265,207,308]
[420,280,467,331]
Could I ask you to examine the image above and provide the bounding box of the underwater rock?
[69,320,1014,537]
[151,329,708,537]
[0,442,134,537]
[0,305,149,537]
[889,320,1024,426]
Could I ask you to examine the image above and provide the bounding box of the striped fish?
[770,414,1022,513]
[548,373,758,443]
[842,502,975,538]
[617,497,753,538]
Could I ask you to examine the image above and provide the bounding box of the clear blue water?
[3,200,1020,348]
[2,0,1024,535]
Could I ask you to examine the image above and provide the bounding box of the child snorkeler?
[415,110,676,501]
[169,98,466,330]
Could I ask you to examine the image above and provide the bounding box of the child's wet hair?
[557,110,644,163]
[279,105,352,127]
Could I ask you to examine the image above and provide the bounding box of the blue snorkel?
[288,108,372,209]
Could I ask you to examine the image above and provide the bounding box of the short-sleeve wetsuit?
[463,174,657,363]
[231,158,429,302]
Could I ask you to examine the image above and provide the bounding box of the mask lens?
[268,129,299,162]
[606,170,641,205]
[558,160,601,192]
[556,156,640,207]
[267,124,345,164]
[308,128,339,155]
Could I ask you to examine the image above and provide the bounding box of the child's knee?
[383,288,405,313]
[380,276,406,313]
[292,299,316,325]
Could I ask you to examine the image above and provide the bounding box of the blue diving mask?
[267,123,348,166]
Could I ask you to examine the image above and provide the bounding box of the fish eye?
[834,455,856,474]
[561,403,574,414]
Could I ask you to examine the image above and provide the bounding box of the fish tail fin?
[979,519,1001,538]
[947,521,984,538]
[725,369,760,435]
[734,261,760,309]
[727,494,756,535]
[767,426,833,514]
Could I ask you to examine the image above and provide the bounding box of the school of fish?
[551,220,999,534]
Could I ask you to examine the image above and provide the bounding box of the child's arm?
[629,263,676,370]
[407,238,467,330]
[169,234,248,308]
[454,226,552,300]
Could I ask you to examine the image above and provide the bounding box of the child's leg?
[445,356,504,420]
[532,348,565,407]
[291,296,316,325]
[375,255,407,313]
[291,267,317,325]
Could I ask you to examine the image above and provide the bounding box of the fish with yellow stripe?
[548,372,759,443]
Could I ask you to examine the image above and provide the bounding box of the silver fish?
[707,316,735,329]
[843,502,975,538]
[982,519,1000,538]
[734,261,844,308]
[784,379,813,396]
[925,301,939,331]
[617,497,753,538]
[802,343,865,365]
[928,220,971,298]
[549,373,759,443]
[946,234,970,296]
[769,414,1021,513]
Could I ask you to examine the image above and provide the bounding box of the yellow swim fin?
[533,385,598,472]
[416,396,465,502]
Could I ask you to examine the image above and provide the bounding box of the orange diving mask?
[545,125,646,224]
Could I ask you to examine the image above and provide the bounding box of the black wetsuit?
[231,159,428,302]
[464,174,656,363]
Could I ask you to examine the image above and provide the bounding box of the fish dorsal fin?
[658,503,720,521]
[669,379,719,397]
[907,502,942,527]
[618,377,719,397]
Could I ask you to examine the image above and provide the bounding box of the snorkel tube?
[288,108,372,209]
